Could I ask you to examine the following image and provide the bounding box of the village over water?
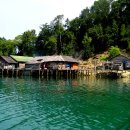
[0,54,130,78]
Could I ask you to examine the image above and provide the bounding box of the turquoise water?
[0,77,130,130]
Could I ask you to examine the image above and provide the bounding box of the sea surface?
[0,76,130,130]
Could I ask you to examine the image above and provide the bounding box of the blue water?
[0,77,130,130]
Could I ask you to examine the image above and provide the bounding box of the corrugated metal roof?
[26,55,78,64]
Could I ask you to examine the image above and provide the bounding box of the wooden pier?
[96,69,130,78]
[0,67,95,78]
[1,66,129,78]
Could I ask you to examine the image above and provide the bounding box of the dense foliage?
[0,38,16,56]
[108,46,121,58]
[0,0,130,59]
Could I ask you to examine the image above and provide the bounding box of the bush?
[109,46,121,58]
[99,55,108,61]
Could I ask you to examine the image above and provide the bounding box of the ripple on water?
[0,77,130,130]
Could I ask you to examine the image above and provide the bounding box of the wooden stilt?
[2,69,3,76]
[42,70,44,77]
[67,69,68,78]
[39,69,40,76]
[7,69,8,76]
[12,69,14,77]
[16,69,18,76]
[47,69,48,78]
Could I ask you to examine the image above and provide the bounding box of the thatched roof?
[0,56,17,64]
[26,55,78,64]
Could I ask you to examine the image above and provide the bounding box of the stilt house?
[25,55,79,70]
[109,54,130,70]
[10,55,33,69]
[0,56,17,69]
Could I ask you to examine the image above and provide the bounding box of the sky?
[0,0,95,40]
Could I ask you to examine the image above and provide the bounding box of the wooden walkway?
[0,68,95,78]
[1,67,129,78]
[96,69,130,78]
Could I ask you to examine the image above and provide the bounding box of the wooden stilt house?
[0,56,18,69]
[10,55,33,69]
[25,55,79,71]
[109,54,130,70]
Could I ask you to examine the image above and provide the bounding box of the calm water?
[0,76,130,130]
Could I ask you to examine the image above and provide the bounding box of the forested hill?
[0,0,130,59]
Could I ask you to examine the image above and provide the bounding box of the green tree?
[69,17,81,51]
[36,23,54,55]
[17,30,36,56]
[120,24,130,49]
[62,31,75,55]
[46,36,57,54]
[108,46,121,58]
[82,33,92,59]
[89,24,105,52]
[14,35,22,54]
[0,38,16,56]
[91,0,110,24]
[51,15,64,54]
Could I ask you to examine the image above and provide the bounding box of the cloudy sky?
[0,0,95,39]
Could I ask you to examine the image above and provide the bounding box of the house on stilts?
[25,55,79,77]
